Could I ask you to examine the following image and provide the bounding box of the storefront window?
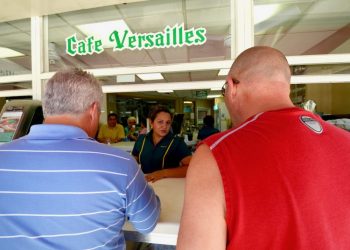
[47,0,231,71]
[0,19,31,75]
[291,64,350,75]
[0,81,32,111]
[254,0,350,55]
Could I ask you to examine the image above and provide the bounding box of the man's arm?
[125,162,161,233]
[145,155,192,182]
[177,144,227,250]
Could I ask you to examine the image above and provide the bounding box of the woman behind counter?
[132,106,192,182]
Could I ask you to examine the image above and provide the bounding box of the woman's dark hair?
[203,115,215,127]
[149,105,173,122]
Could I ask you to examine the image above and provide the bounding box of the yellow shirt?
[97,124,125,141]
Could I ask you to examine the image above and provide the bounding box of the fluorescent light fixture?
[254,4,280,25]
[211,87,222,91]
[184,101,193,104]
[117,74,135,83]
[157,90,174,93]
[0,47,24,58]
[218,69,229,76]
[137,73,164,81]
[207,94,222,98]
[77,20,130,48]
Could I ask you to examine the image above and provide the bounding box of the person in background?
[132,105,192,183]
[0,68,160,250]
[197,115,219,140]
[138,117,148,135]
[125,116,138,141]
[177,46,350,249]
[97,113,125,143]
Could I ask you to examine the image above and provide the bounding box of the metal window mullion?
[31,16,45,100]
[232,0,254,59]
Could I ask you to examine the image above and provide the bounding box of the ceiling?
[0,0,349,100]
[0,0,146,23]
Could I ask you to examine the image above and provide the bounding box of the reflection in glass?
[0,19,31,75]
[48,0,231,71]
[254,0,350,55]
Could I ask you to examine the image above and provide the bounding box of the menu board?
[0,107,23,142]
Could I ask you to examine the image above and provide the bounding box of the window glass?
[0,19,31,75]
[47,0,231,71]
[254,0,350,55]
[291,64,350,75]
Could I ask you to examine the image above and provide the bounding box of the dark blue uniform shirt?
[132,130,191,174]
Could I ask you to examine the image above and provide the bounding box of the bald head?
[225,46,294,126]
[230,46,291,85]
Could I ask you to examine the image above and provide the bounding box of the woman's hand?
[145,170,166,183]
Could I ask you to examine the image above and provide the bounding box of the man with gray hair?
[0,68,160,250]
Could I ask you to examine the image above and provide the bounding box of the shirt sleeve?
[125,161,161,234]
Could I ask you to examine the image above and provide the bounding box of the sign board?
[195,90,208,98]
[66,23,207,56]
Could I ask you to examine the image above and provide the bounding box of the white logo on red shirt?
[300,115,323,134]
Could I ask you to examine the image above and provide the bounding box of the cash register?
[0,100,43,143]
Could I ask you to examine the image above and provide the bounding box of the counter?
[123,178,185,245]
[110,141,135,153]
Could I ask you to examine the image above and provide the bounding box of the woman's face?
[151,111,172,138]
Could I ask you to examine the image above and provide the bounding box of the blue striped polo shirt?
[0,124,160,250]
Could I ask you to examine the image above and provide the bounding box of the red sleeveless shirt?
[203,108,350,249]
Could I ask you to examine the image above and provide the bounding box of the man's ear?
[227,80,238,101]
[84,102,100,138]
[90,102,100,121]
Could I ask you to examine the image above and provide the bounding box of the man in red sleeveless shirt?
[177,46,350,249]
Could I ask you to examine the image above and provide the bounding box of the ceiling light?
[157,90,174,93]
[0,47,24,58]
[184,101,192,104]
[117,74,135,83]
[218,69,229,76]
[77,20,130,48]
[254,4,280,25]
[207,94,222,98]
[137,73,164,81]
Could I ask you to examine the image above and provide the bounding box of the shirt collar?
[147,129,174,145]
[24,124,90,140]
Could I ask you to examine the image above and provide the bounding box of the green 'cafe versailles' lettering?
[65,23,207,56]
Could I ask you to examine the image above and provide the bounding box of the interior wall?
[175,99,184,114]
[305,83,350,115]
[196,99,213,113]
[99,93,108,124]
[331,83,350,114]
[215,97,230,130]
[106,94,116,121]
[305,84,333,114]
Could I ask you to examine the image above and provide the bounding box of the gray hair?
[43,68,103,117]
